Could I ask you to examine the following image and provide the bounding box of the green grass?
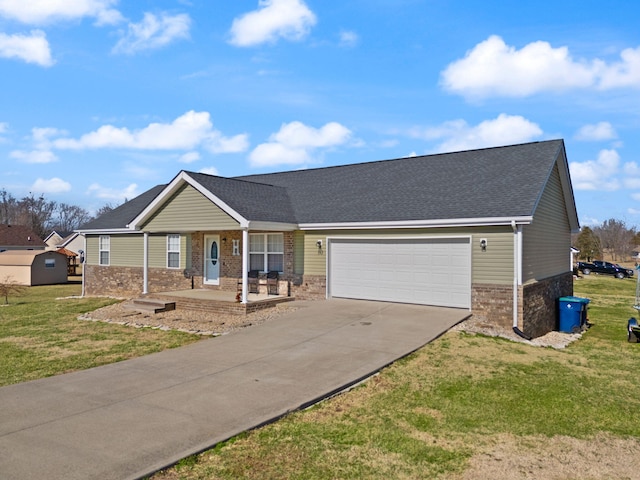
[151,274,640,479]
[0,283,201,386]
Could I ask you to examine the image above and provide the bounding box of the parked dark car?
[577,260,634,279]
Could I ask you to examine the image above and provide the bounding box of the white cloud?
[0,0,123,25]
[229,0,317,47]
[441,35,640,100]
[410,114,543,152]
[339,30,359,48]
[599,46,640,89]
[31,177,71,193]
[199,166,219,176]
[569,149,621,190]
[249,121,352,167]
[179,151,200,163]
[10,149,58,163]
[87,183,139,201]
[112,12,191,54]
[52,111,249,153]
[0,30,53,66]
[575,122,617,141]
[0,122,7,134]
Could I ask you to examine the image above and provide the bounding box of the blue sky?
[1,0,639,227]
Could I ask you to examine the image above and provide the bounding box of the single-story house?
[0,250,68,285]
[0,225,46,252]
[78,139,579,338]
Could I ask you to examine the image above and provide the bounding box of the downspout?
[143,232,149,295]
[512,220,531,340]
[241,228,248,304]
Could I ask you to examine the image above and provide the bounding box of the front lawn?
[0,283,200,386]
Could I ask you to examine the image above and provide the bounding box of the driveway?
[0,299,469,480]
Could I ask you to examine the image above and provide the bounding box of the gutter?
[511,220,531,340]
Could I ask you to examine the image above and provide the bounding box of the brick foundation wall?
[471,283,515,330]
[289,274,326,300]
[522,272,573,338]
[471,272,573,338]
[84,264,192,296]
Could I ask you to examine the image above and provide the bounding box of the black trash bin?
[558,296,590,333]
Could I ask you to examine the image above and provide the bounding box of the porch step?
[123,298,176,314]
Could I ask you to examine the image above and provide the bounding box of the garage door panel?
[329,238,470,309]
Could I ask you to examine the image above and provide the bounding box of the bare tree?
[0,189,18,224]
[52,203,92,231]
[593,218,636,261]
[0,276,25,305]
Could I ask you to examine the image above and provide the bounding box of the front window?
[45,258,55,269]
[167,234,180,269]
[99,235,110,266]
[249,233,283,272]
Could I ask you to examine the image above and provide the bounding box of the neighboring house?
[0,250,68,285]
[78,139,579,338]
[0,225,46,252]
[45,230,85,274]
[44,230,73,250]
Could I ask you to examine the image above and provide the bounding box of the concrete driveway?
[0,298,469,480]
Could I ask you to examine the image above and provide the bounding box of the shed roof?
[0,250,65,266]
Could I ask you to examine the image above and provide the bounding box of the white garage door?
[329,238,471,309]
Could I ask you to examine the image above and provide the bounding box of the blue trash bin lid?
[559,296,590,304]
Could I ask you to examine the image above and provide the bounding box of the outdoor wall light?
[316,239,323,252]
[480,238,487,251]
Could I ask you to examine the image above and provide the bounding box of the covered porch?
[142,288,295,315]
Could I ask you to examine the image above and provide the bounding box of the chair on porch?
[238,270,261,296]
[248,270,260,294]
[266,271,279,296]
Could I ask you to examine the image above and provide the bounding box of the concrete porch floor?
[146,288,295,314]
[156,288,285,302]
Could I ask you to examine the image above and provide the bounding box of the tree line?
[0,190,115,240]
[573,218,640,262]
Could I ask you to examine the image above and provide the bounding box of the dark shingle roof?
[186,173,297,224]
[0,224,45,247]
[237,140,566,224]
[80,140,571,230]
[79,184,167,230]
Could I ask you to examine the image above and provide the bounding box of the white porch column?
[143,232,149,295]
[242,228,249,304]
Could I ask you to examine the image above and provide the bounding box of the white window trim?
[249,233,284,273]
[99,235,110,266]
[167,234,181,269]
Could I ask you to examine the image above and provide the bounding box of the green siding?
[85,233,189,269]
[522,163,571,282]
[143,184,240,232]
[111,235,144,266]
[293,230,305,275]
[86,236,99,265]
[297,227,513,284]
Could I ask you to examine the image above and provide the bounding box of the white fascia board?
[127,171,249,230]
[298,216,533,231]
[75,228,141,235]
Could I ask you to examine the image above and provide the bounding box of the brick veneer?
[522,272,573,338]
[471,272,574,338]
[84,264,191,296]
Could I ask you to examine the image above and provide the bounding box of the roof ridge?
[234,139,564,180]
